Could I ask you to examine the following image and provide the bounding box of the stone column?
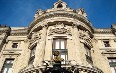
[34,27,47,67]
[68,25,82,64]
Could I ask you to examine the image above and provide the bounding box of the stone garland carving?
[79,29,92,45]
[48,23,72,36]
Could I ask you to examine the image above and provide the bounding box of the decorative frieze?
[48,22,72,36]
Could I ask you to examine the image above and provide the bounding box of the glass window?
[108,58,116,73]
[84,45,91,57]
[12,43,18,48]
[103,41,110,47]
[28,46,36,65]
[53,38,66,49]
[84,45,92,63]
[53,38,67,64]
[1,59,14,73]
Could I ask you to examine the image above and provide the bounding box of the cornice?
[28,11,93,33]
[10,28,28,36]
[94,28,112,34]
[0,27,11,34]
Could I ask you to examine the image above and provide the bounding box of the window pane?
[61,54,66,64]
[111,67,115,73]
[3,68,7,73]
[61,54,65,60]
[61,40,65,49]
[2,59,14,73]
[112,59,116,62]
[108,58,116,73]
[109,59,112,62]
[6,61,11,64]
[8,68,12,73]
[55,40,60,49]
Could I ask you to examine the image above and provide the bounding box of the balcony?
[19,60,103,73]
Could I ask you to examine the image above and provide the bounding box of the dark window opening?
[12,43,18,48]
[28,46,36,65]
[57,3,63,8]
[104,41,110,47]
[84,45,92,63]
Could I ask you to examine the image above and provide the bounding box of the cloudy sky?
[0,0,116,28]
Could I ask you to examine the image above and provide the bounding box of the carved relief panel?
[48,22,72,36]
[79,29,92,47]
[29,32,41,48]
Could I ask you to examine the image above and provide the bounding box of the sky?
[0,0,116,28]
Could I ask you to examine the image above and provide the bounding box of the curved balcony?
[19,60,103,73]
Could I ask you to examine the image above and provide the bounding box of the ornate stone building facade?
[0,0,116,73]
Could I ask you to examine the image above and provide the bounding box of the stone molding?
[94,28,112,34]
[11,29,28,36]
[2,49,22,55]
[100,48,116,54]
[29,12,93,33]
